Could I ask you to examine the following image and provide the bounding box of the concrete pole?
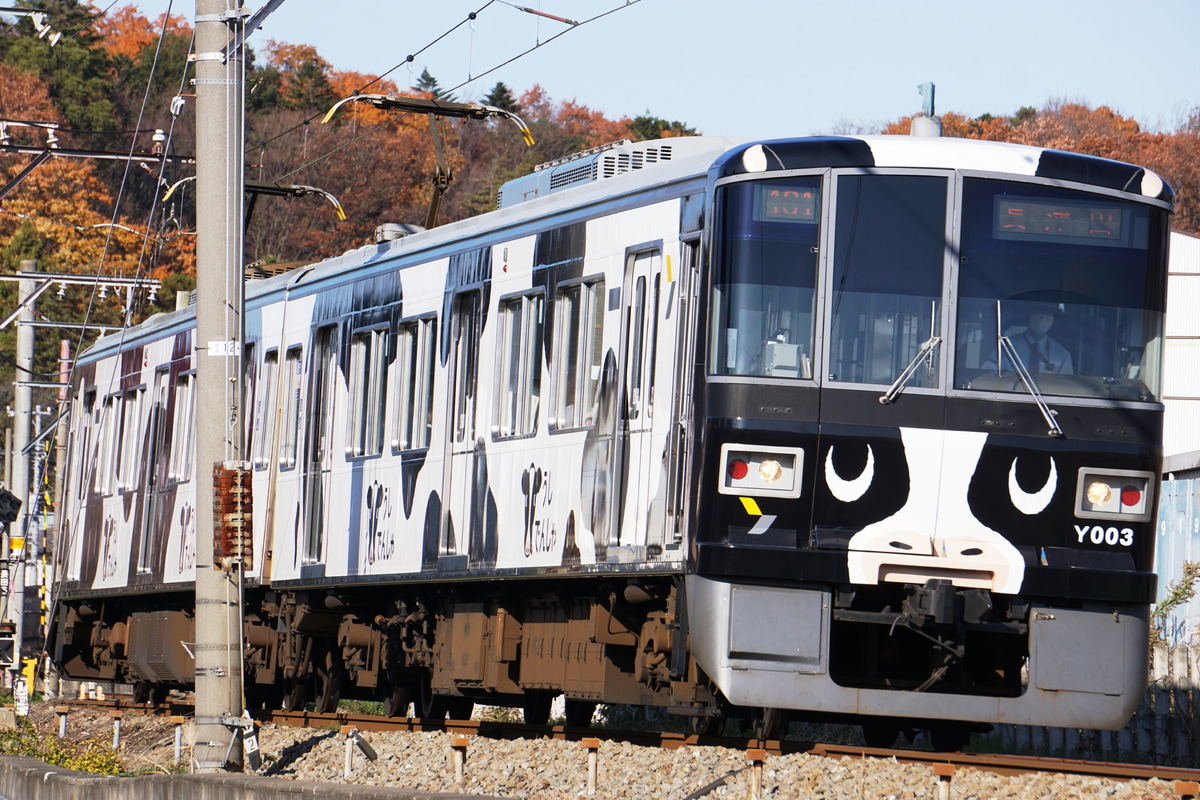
[45,340,70,699]
[192,0,246,773]
[11,264,35,689]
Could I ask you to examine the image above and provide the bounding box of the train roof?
[85,134,1172,358]
[269,134,1173,291]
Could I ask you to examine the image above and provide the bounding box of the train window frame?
[279,346,304,470]
[552,277,606,432]
[391,315,437,453]
[950,174,1170,404]
[95,393,120,495]
[493,290,545,440]
[242,341,257,455]
[137,368,170,574]
[76,388,97,501]
[822,169,954,391]
[348,326,390,459]
[167,371,196,484]
[115,386,145,494]
[252,349,279,470]
[709,172,825,382]
[451,292,483,445]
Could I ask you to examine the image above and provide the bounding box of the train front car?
[686,136,1172,744]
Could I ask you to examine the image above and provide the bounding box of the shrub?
[0,718,122,775]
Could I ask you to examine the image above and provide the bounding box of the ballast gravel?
[21,704,1184,799]
[254,725,1179,799]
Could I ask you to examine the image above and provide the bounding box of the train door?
[136,368,170,575]
[444,291,482,564]
[618,248,664,546]
[816,171,953,577]
[302,325,338,568]
[664,239,700,543]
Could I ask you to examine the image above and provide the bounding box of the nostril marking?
[889,541,912,550]
[962,547,983,556]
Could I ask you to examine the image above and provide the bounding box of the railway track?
[53,697,1200,793]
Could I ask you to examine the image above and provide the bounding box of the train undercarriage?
[50,575,1047,746]
[53,576,720,727]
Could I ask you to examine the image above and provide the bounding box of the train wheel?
[282,676,309,712]
[563,699,597,728]
[383,681,411,718]
[751,707,785,741]
[522,691,553,725]
[690,712,724,737]
[417,672,448,720]
[132,681,153,705]
[314,650,344,714]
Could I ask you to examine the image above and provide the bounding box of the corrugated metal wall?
[1155,476,1200,644]
[1164,231,1200,458]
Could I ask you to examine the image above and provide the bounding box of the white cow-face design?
[841,427,1027,595]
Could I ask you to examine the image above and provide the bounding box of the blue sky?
[126,0,1199,139]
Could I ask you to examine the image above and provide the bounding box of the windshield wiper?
[879,335,942,404]
[994,302,1064,438]
[879,302,941,405]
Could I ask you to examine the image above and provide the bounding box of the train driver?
[1008,303,1073,375]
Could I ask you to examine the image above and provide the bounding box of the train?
[48,132,1173,747]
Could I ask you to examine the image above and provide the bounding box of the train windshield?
[710,177,821,378]
[955,179,1169,401]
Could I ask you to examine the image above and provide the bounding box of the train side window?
[554,280,605,430]
[392,317,436,452]
[76,389,96,500]
[451,293,482,444]
[494,292,545,438]
[168,372,196,483]
[138,369,170,574]
[349,328,389,457]
[253,350,278,469]
[280,346,303,469]
[115,387,144,493]
[243,342,256,455]
[95,394,120,495]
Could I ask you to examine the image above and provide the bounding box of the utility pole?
[9,264,35,691]
[192,0,247,773]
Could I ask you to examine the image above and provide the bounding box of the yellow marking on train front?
[740,497,762,516]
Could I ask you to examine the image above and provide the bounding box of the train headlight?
[758,459,783,483]
[1075,468,1153,522]
[1085,481,1112,506]
[718,444,803,498]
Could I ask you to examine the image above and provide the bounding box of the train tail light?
[1075,468,1153,521]
[718,444,804,498]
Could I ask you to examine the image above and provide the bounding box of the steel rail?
[55,698,1200,787]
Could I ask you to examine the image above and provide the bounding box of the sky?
[124,0,1199,140]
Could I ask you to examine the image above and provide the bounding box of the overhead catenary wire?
[39,3,191,611]
[265,0,639,186]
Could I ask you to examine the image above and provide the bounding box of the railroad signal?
[0,488,21,525]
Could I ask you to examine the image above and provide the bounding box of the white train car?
[52,134,1173,745]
